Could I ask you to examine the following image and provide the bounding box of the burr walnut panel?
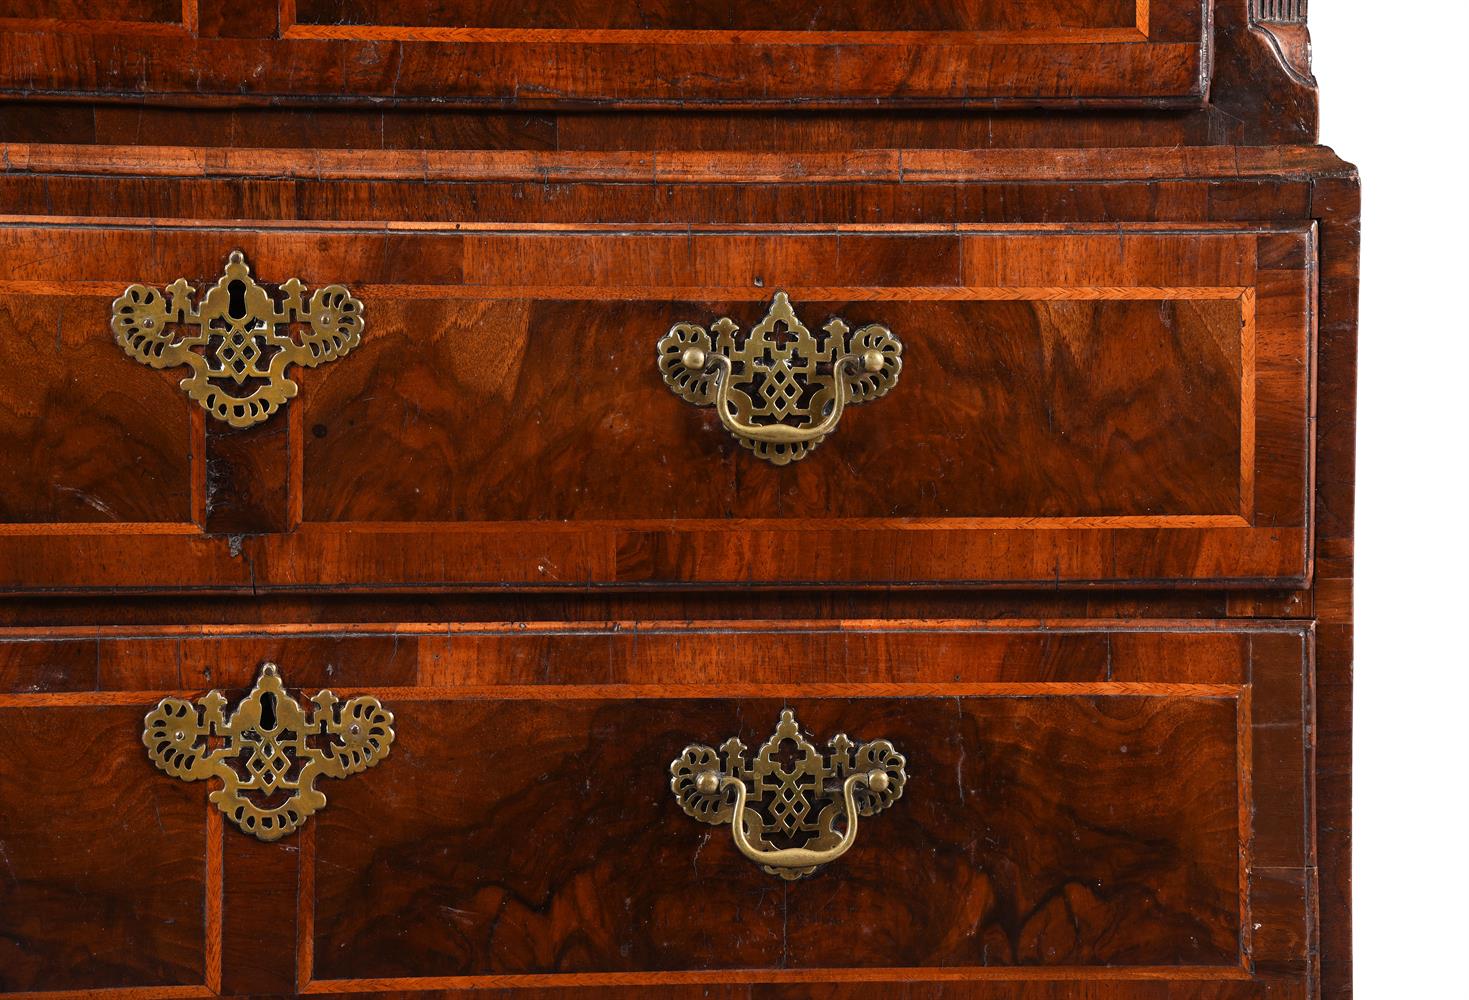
[0,222,1314,593]
[0,703,216,993]
[0,0,1206,109]
[0,620,1313,996]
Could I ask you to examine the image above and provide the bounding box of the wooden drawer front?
[0,1,1206,109]
[0,622,1314,997]
[0,221,1315,592]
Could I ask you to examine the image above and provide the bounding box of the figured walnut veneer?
[0,220,1313,591]
[0,4,1358,995]
[0,622,1314,996]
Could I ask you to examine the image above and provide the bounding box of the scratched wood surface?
[0,622,1312,996]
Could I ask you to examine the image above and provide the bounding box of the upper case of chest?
[0,0,1209,108]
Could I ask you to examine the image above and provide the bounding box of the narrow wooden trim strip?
[298,965,1254,992]
[0,988,214,1000]
[278,25,1149,46]
[0,618,1318,642]
[293,682,1246,701]
[205,806,223,995]
[0,522,203,536]
[0,280,1254,302]
[297,820,315,991]
[1237,681,1256,967]
[0,682,1242,708]
[1240,286,1258,519]
[0,17,191,37]
[0,144,1352,185]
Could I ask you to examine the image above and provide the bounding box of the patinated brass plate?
[657,293,903,465]
[142,663,394,841]
[111,250,364,428]
[670,709,907,880]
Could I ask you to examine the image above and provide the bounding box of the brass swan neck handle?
[669,710,907,880]
[718,768,891,872]
[657,292,903,465]
[702,351,872,446]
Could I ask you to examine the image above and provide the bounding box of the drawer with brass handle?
[0,220,1313,593]
[0,621,1313,995]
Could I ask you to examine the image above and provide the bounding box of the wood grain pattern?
[0,705,212,992]
[0,0,1319,148]
[0,291,195,525]
[0,7,1357,994]
[309,695,1242,981]
[0,621,1311,996]
[0,220,1312,592]
[0,0,1204,109]
[291,0,1146,35]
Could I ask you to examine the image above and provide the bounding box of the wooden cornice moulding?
[0,143,1356,186]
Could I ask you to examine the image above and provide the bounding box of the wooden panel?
[0,293,196,525]
[310,695,1242,980]
[303,297,1245,522]
[0,222,1314,592]
[294,0,1143,32]
[0,702,217,993]
[0,1,1208,109]
[0,620,1315,997]
[0,0,184,24]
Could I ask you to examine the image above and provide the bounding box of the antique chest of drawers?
[0,2,1357,998]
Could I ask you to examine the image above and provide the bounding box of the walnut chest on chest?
[0,2,1357,997]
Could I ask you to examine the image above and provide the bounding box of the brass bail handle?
[656,292,903,466]
[669,710,907,881]
[704,766,892,871]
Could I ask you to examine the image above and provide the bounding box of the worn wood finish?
[0,621,1313,995]
[0,704,216,993]
[0,218,1314,592]
[0,0,1206,109]
[0,3,1357,996]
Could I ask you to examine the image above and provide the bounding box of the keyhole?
[258,690,277,730]
[227,280,248,320]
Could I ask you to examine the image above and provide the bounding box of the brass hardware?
[142,663,394,842]
[111,251,364,428]
[669,709,906,880]
[657,292,903,465]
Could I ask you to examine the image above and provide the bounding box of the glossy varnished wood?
[0,621,1313,996]
[0,214,1315,592]
[0,3,1358,995]
[0,0,1207,109]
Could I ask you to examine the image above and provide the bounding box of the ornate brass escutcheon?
[111,250,364,428]
[669,710,907,880]
[142,663,394,842]
[656,292,903,465]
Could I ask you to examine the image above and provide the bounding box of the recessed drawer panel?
[0,1,1208,109]
[0,221,1314,592]
[0,621,1314,996]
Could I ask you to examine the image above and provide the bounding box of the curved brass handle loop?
[670,710,907,881]
[657,292,903,465]
[142,662,394,842]
[704,352,860,446]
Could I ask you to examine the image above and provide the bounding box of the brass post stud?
[681,346,708,371]
[695,770,723,795]
[866,769,891,793]
[862,349,886,373]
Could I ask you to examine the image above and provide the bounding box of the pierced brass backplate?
[670,710,907,880]
[657,293,903,465]
[142,663,394,842]
[111,251,364,428]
